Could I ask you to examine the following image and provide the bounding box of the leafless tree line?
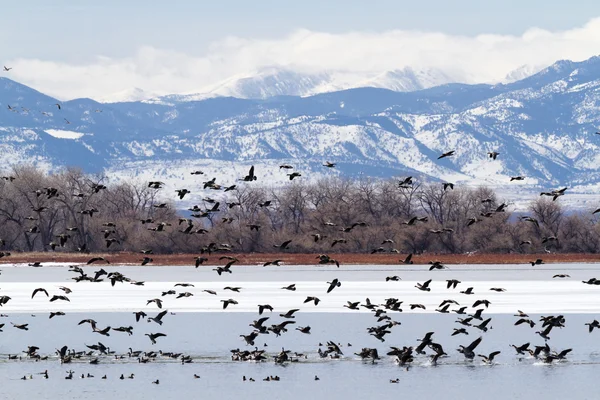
[0,165,598,255]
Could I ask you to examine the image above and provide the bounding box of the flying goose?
[31,288,49,299]
[478,351,501,364]
[326,279,341,293]
[145,332,166,345]
[415,279,432,292]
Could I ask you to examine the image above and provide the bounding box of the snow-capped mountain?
[2,56,600,206]
[138,66,460,104]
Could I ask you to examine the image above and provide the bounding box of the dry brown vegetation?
[0,165,599,261]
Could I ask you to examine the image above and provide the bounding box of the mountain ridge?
[1,56,600,207]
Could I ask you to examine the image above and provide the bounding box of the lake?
[0,262,599,399]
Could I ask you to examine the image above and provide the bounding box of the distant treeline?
[0,165,597,255]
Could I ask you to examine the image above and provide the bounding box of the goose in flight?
[31,288,49,299]
[145,332,166,345]
[323,161,336,168]
[304,296,320,305]
[458,336,482,359]
[50,295,70,302]
[446,279,461,289]
[279,309,300,318]
[258,304,273,314]
[514,318,536,328]
[487,151,499,160]
[148,310,168,325]
[3,66,12,71]
[326,279,341,293]
[478,351,501,364]
[221,299,238,309]
[415,279,432,292]
[438,150,455,159]
[241,165,257,182]
[87,257,110,265]
[401,253,413,264]
[585,320,600,333]
[146,298,163,309]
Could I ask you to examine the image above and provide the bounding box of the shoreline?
[0,252,599,266]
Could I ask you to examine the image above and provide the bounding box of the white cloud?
[6,17,600,101]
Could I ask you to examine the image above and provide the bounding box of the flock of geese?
[0,65,598,389]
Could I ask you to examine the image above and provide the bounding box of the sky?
[3,0,600,100]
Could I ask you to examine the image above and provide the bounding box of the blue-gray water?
[1,263,599,399]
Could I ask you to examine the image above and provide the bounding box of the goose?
[50,295,70,302]
[458,336,482,359]
[470,309,484,321]
[49,312,65,319]
[326,279,341,293]
[445,279,460,289]
[264,259,283,266]
[279,309,300,318]
[435,304,450,314]
[148,310,168,325]
[296,326,311,334]
[240,332,258,346]
[241,166,257,182]
[386,276,401,281]
[553,274,570,278]
[478,351,501,364]
[323,161,336,168]
[58,287,71,296]
[224,286,242,292]
[510,176,525,181]
[221,299,238,309]
[140,257,152,266]
[12,323,29,331]
[344,301,360,310]
[175,189,190,199]
[133,311,147,322]
[535,325,553,341]
[281,284,296,291]
[258,304,273,314]
[460,287,474,295]
[456,317,473,326]
[514,310,529,318]
[146,298,163,309]
[510,342,530,355]
[273,240,292,250]
[530,259,544,266]
[410,304,426,310]
[31,288,49,299]
[489,288,506,292]
[112,326,133,336]
[452,328,468,336]
[473,299,491,308]
[474,318,492,332]
[415,279,432,292]
[3,66,12,71]
[92,325,111,336]
[145,333,166,345]
[438,150,455,159]
[202,289,217,295]
[303,296,320,305]
[287,172,301,180]
[585,320,600,333]
[87,257,110,265]
[514,318,536,328]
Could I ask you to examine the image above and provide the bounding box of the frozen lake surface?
[0,262,599,399]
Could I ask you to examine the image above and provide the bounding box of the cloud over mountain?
[6,18,600,100]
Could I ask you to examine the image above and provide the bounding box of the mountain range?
[1,56,600,207]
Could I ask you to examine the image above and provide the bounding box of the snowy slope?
[2,56,600,208]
